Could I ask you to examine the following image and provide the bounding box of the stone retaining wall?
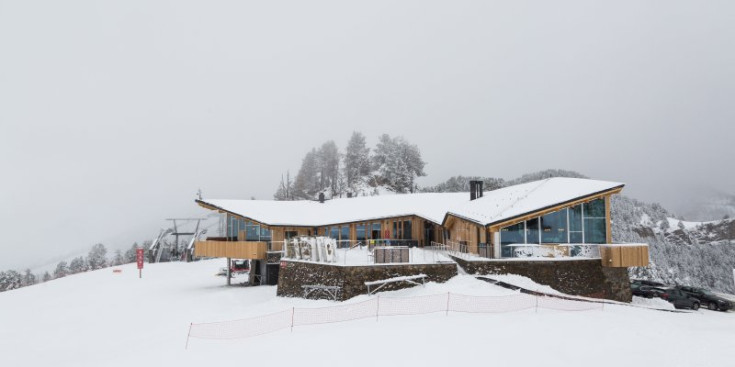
[276,260,457,301]
[452,257,632,302]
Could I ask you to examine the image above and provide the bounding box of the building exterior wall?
[451,256,632,302]
[276,260,458,301]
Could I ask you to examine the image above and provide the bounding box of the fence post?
[185,323,192,350]
[376,295,380,322]
[535,296,539,313]
[291,307,295,332]
[446,292,450,316]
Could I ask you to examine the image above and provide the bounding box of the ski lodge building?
[193,177,649,301]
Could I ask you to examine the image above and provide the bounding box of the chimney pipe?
[470,180,484,200]
[319,193,325,203]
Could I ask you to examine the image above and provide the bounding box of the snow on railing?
[504,243,601,259]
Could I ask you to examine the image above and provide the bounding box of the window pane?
[526,218,539,244]
[259,227,271,240]
[541,209,568,243]
[500,223,524,257]
[403,220,412,240]
[246,222,259,241]
[341,225,349,241]
[569,204,582,231]
[584,198,605,218]
[584,218,606,244]
[570,232,583,244]
[356,224,366,241]
[330,226,340,240]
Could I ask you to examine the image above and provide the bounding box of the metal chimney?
[470,180,484,201]
[319,192,325,203]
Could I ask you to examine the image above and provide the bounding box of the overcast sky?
[1,1,733,271]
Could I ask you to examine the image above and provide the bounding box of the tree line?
[274,132,426,200]
[0,242,146,293]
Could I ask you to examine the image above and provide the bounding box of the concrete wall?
[452,257,632,302]
[277,260,457,301]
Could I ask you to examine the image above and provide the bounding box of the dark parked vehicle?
[657,288,701,310]
[676,286,732,312]
[631,279,666,298]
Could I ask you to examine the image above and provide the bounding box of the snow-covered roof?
[198,178,624,228]
[446,177,623,226]
[198,192,469,226]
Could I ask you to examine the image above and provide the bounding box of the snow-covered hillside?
[1,260,733,367]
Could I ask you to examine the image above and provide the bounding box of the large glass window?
[341,226,350,242]
[356,224,366,241]
[526,218,539,244]
[541,209,568,243]
[584,199,606,243]
[329,226,340,240]
[259,227,271,241]
[500,223,525,257]
[569,204,583,243]
[403,220,412,240]
[246,221,260,241]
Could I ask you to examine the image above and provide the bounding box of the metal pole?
[226,258,231,286]
[291,307,295,332]
[185,323,192,350]
[446,292,450,316]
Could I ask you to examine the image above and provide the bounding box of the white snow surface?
[2,259,733,367]
[201,178,623,226]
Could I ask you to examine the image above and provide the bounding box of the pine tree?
[111,249,124,266]
[343,131,371,191]
[124,243,139,263]
[87,243,108,270]
[68,256,88,274]
[22,269,37,287]
[54,261,69,278]
[317,141,341,195]
[372,134,426,193]
[0,270,22,292]
[42,271,52,282]
[293,149,320,198]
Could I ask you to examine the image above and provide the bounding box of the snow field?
[1,259,733,367]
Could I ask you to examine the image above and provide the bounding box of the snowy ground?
[1,259,733,367]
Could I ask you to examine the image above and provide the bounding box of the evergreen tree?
[87,243,108,270]
[22,269,37,287]
[0,270,22,292]
[372,134,426,193]
[68,256,88,274]
[343,131,371,191]
[111,249,124,266]
[54,261,69,278]
[317,141,341,194]
[42,271,52,282]
[124,243,140,263]
[293,149,320,198]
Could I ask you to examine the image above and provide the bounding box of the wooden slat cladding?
[600,245,649,267]
[194,240,267,259]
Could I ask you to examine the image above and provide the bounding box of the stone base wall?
[452,257,632,302]
[276,260,457,301]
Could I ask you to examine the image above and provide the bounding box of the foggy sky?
[1,0,734,271]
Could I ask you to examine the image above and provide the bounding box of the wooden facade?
[600,245,649,267]
[196,185,649,268]
[193,240,267,259]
